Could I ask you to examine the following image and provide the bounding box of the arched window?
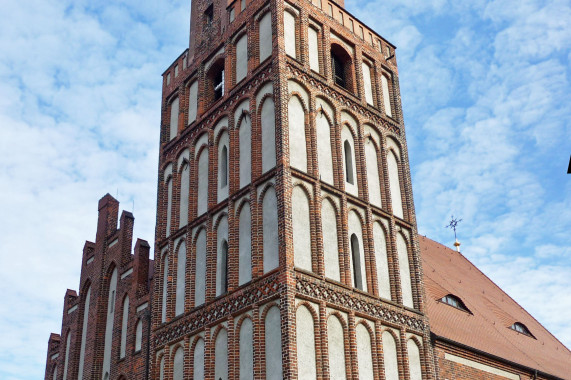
[344,140,354,184]
[331,44,353,91]
[102,268,118,379]
[161,251,169,322]
[440,294,470,313]
[381,75,392,117]
[169,97,179,140]
[283,11,297,58]
[511,322,534,337]
[179,163,190,227]
[220,240,228,295]
[135,319,143,352]
[78,286,91,380]
[173,347,184,380]
[235,33,248,83]
[176,242,186,316]
[120,295,129,358]
[351,234,363,290]
[215,329,228,380]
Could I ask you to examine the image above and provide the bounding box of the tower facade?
[153,0,435,378]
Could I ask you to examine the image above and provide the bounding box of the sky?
[0,0,569,378]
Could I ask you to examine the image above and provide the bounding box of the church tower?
[152,0,435,378]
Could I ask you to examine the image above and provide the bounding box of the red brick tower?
[152,0,435,378]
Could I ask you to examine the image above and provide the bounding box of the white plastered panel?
[308,26,319,72]
[356,324,374,380]
[365,138,382,207]
[256,82,273,107]
[322,198,340,281]
[259,11,272,62]
[261,97,276,173]
[188,81,198,124]
[102,268,118,379]
[193,338,205,380]
[362,62,374,105]
[387,149,403,218]
[382,330,399,380]
[397,232,413,308]
[288,95,307,172]
[288,80,309,107]
[195,229,207,306]
[327,314,346,380]
[262,186,279,272]
[215,329,228,380]
[239,318,254,380]
[296,305,317,380]
[238,202,252,285]
[316,113,334,184]
[284,11,297,58]
[292,186,312,272]
[175,241,186,315]
[265,306,283,380]
[373,222,391,300]
[235,33,248,82]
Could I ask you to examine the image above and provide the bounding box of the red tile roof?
[420,236,571,379]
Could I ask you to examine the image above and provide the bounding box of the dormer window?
[511,322,534,337]
[440,294,470,313]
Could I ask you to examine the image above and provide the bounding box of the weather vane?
[446,215,462,252]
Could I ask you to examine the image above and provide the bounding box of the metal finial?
[446,216,462,252]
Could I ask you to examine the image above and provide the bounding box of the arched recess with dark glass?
[217,130,229,202]
[179,161,190,228]
[350,234,363,290]
[194,228,207,306]
[348,210,367,292]
[344,140,354,184]
[161,250,169,322]
[216,215,229,296]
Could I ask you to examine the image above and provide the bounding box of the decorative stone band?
[154,272,281,346]
[286,63,402,136]
[295,273,425,333]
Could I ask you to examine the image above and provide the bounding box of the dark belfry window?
[351,234,363,290]
[205,5,213,27]
[332,52,345,88]
[214,68,224,100]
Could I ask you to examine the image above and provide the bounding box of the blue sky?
[0,0,569,378]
